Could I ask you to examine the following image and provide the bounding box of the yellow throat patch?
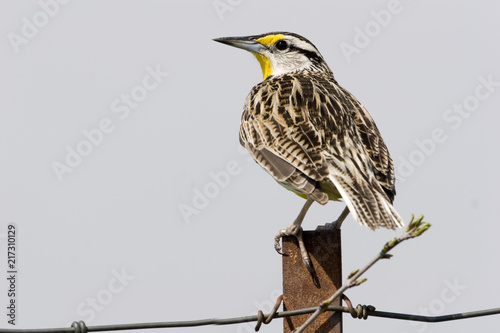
[253,34,285,80]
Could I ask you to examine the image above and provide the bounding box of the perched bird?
[214,32,403,269]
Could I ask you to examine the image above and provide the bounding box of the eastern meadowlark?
[214,32,403,269]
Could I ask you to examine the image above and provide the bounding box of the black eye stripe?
[288,45,322,62]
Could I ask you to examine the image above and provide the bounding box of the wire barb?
[255,295,283,331]
[71,321,88,333]
[342,295,375,320]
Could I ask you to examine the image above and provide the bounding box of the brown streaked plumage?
[214,32,403,269]
[240,72,401,229]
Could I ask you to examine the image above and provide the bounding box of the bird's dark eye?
[275,40,288,51]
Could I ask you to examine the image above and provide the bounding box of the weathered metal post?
[282,229,342,332]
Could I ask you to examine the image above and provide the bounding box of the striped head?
[214,32,332,80]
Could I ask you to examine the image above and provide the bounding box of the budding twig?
[294,215,431,333]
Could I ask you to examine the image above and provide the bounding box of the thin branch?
[294,215,431,333]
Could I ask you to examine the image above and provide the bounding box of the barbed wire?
[0,303,499,333]
[3,219,496,332]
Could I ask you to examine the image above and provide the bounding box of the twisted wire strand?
[0,305,499,333]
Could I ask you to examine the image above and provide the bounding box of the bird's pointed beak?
[213,36,265,55]
[214,35,273,80]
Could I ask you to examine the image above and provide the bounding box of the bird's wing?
[336,85,396,202]
[239,75,331,204]
[303,74,402,229]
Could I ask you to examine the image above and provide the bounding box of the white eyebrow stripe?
[288,37,319,54]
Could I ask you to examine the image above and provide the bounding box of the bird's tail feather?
[327,166,404,230]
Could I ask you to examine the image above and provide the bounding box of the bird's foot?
[274,224,313,274]
[315,221,337,230]
[316,206,350,230]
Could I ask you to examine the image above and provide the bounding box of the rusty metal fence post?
[282,229,342,333]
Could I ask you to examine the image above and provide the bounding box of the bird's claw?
[274,232,285,255]
[274,225,313,273]
[274,224,302,254]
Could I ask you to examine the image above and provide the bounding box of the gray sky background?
[1,1,500,332]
